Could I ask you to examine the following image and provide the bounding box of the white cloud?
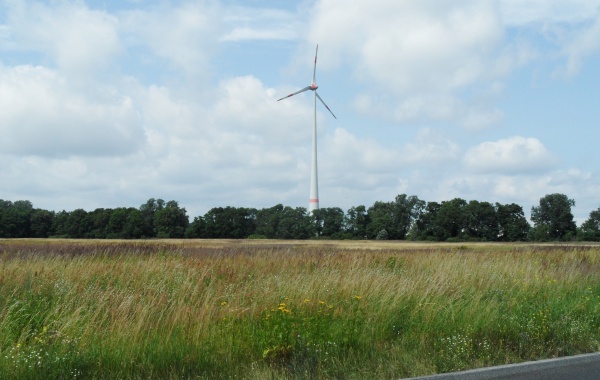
[0,64,143,157]
[213,75,310,142]
[313,0,504,91]
[402,128,461,164]
[99,73,320,212]
[221,27,294,42]
[563,13,600,76]
[500,0,600,25]
[0,0,599,224]
[4,1,121,76]
[450,169,600,224]
[460,107,504,130]
[316,127,464,209]
[323,127,396,174]
[321,127,460,182]
[120,3,220,79]
[463,136,557,174]
[220,7,300,41]
[308,0,508,128]
[498,0,600,77]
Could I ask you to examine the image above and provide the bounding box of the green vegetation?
[2,192,599,241]
[1,240,599,379]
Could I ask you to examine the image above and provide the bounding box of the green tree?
[202,207,256,238]
[254,204,286,238]
[51,210,70,237]
[312,207,345,237]
[123,208,144,238]
[30,209,55,238]
[139,198,164,238]
[411,201,442,241]
[255,205,312,239]
[530,193,576,241]
[186,216,206,238]
[0,200,9,237]
[106,208,129,238]
[255,204,283,238]
[345,205,369,239]
[154,200,189,238]
[366,195,424,240]
[495,203,530,241]
[85,208,112,238]
[65,209,90,238]
[366,201,394,239]
[578,208,600,241]
[276,206,312,239]
[392,194,426,239]
[465,200,498,241]
[436,198,468,241]
[0,200,34,237]
[375,229,389,240]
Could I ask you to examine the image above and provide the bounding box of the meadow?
[0,239,599,379]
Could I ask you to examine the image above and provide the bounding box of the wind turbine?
[277,44,336,214]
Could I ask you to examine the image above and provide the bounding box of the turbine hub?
[310,83,318,90]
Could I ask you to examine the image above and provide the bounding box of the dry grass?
[0,239,599,379]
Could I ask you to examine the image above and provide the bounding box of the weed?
[0,240,599,378]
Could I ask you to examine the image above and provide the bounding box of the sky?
[1,0,599,224]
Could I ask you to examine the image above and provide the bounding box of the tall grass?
[0,240,599,378]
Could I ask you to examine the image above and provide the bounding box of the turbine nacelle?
[276,45,335,119]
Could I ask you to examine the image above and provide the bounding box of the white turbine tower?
[277,44,336,214]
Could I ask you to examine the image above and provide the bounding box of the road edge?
[402,352,600,379]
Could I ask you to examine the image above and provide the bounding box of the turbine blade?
[316,92,337,119]
[313,44,318,84]
[277,86,312,101]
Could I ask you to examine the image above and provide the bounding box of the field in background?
[1,239,599,379]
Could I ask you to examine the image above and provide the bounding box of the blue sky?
[1,0,599,224]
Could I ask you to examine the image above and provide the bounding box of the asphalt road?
[403,352,600,380]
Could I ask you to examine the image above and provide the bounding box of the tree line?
[1,193,599,241]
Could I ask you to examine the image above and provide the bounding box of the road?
[403,352,600,380]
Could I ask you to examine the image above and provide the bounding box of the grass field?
[1,239,599,379]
